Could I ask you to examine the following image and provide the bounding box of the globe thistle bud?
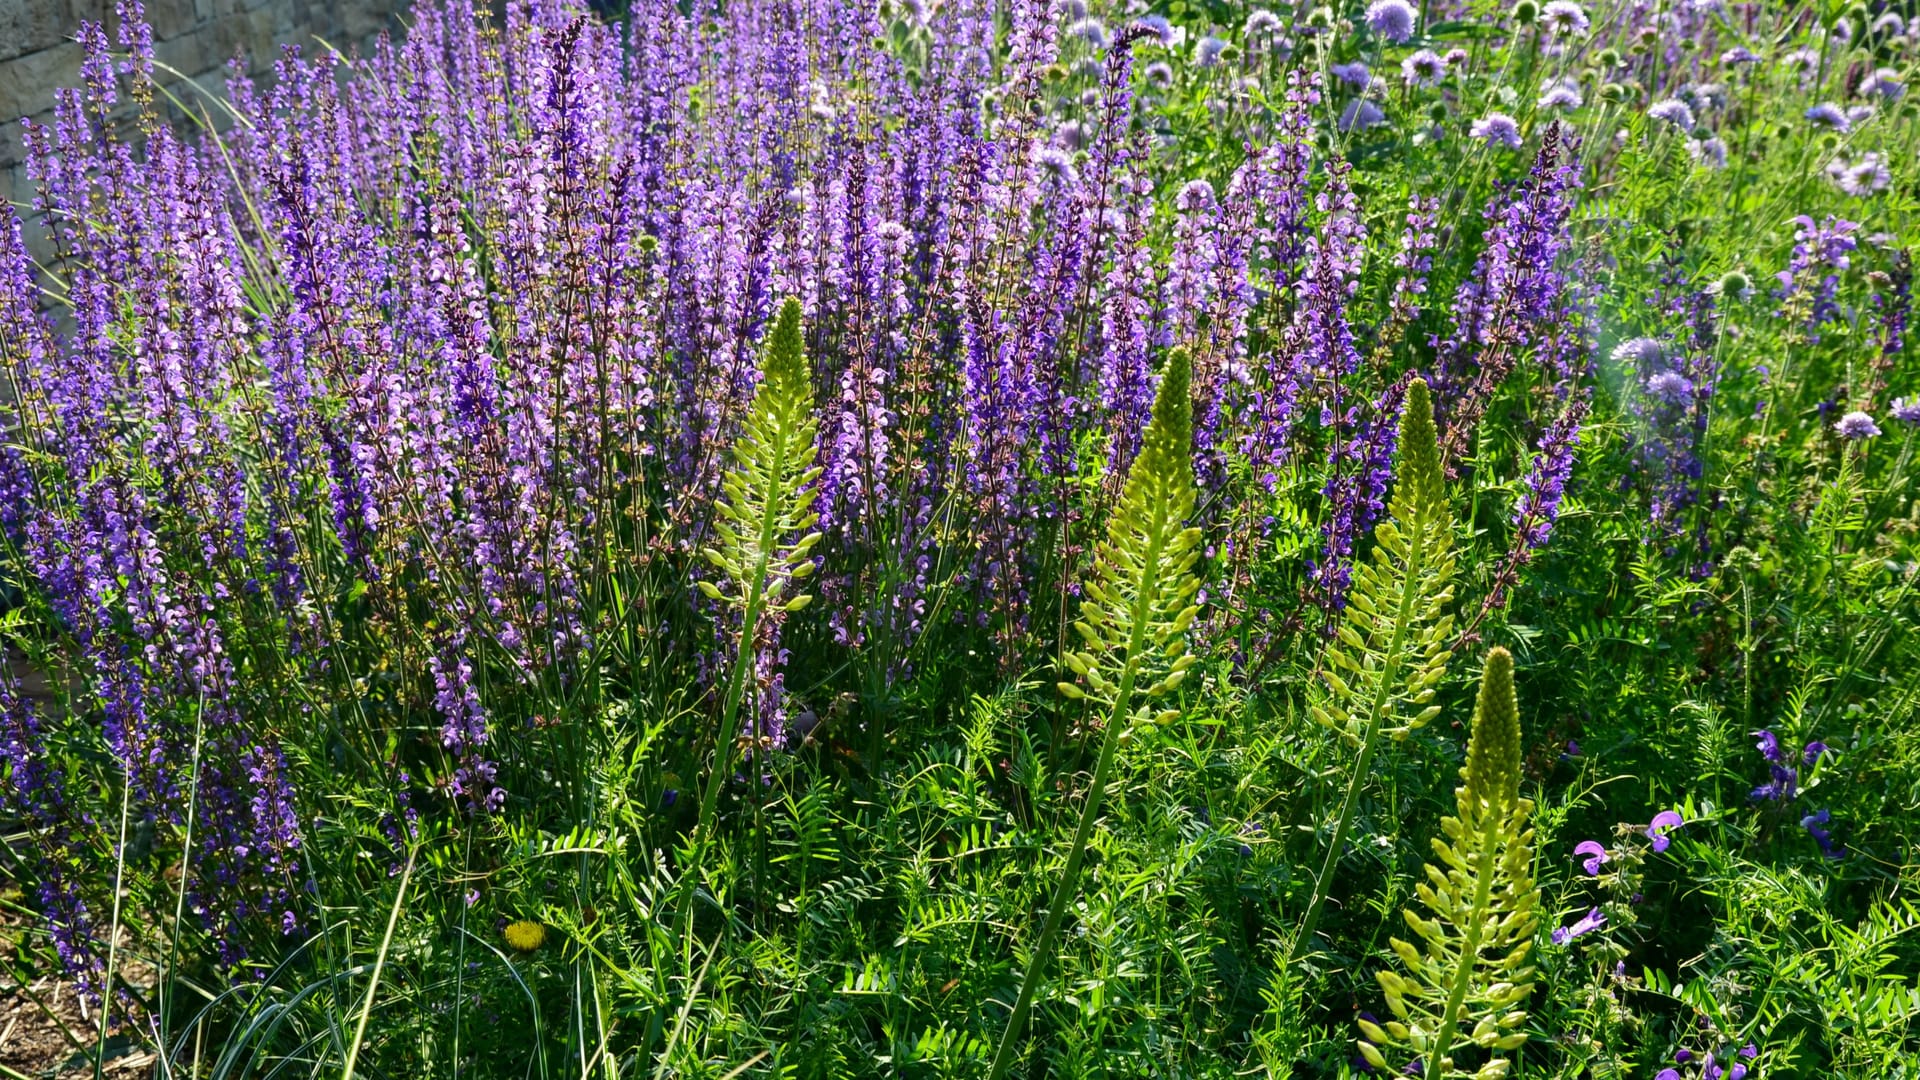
[1511,0,1539,24]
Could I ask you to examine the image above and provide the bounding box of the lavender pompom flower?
[1863,67,1906,101]
[1573,840,1610,875]
[1339,99,1386,131]
[1827,153,1891,197]
[1892,397,1920,423]
[1401,49,1446,86]
[1541,0,1589,34]
[1194,35,1229,67]
[1805,102,1850,131]
[1835,410,1881,439]
[1647,810,1683,852]
[1470,112,1523,147]
[1365,0,1417,42]
[1331,61,1372,88]
[1552,907,1607,944]
[1538,78,1582,109]
[1647,98,1695,128]
[1688,137,1728,170]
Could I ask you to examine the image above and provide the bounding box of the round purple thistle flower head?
[1806,102,1850,131]
[1469,111,1523,147]
[1365,0,1418,42]
[1689,136,1729,170]
[1646,810,1683,852]
[1538,77,1582,110]
[1611,337,1666,366]
[1245,9,1283,39]
[1645,371,1693,401]
[1863,67,1906,101]
[1541,0,1589,34]
[1401,49,1446,86]
[1891,396,1920,424]
[1836,410,1882,439]
[1647,97,1695,128]
[1067,17,1108,48]
[1339,98,1387,131]
[1720,45,1758,64]
[1573,840,1610,875]
[1332,60,1372,87]
[1194,34,1229,66]
[1132,13,1174,43]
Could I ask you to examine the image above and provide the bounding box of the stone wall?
[2,0,407,220]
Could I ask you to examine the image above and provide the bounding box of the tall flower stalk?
[988,348,1203,1080]
[1290,378,1457,965]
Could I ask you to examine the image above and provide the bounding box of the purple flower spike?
[1647,810,1684,852]
[1552,906,1607,945]
[1574,840,1609,875]
[1753,729,1784,763]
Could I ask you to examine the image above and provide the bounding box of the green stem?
[986,523,1164,1080]
[1288,529,1430,968]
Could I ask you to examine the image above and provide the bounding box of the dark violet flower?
[1677,1049,1695,1063]
[1802,809,1840,857]
[1574,840,1609,875]
[1836,410,1882,439]
[1401,49,1446,86]
[1365,0,1417,42]
[1657,1071,1681,1080]
[1647,810,1683,851]
[1754,729,1784,763]
[1803,741,1829,765]
[1470,112,1523,148]
[1552,906,1607,944]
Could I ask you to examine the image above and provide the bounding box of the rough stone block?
[0,0,73,64]
[0,41,82,133]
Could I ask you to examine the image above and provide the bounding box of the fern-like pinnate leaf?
[1057,348,1204,723]
[1291,378,1458,962]
[987,348,1202,1080]
[693,297,821,840]
[1358,647,1540,1079]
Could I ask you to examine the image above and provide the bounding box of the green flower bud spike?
[988,349,1203,1080]
[1359,647,1540,1078]
[1291,378,1458,967]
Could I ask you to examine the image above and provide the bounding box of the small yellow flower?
[503,919,547,952]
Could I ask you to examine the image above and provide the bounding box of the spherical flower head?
[1872,12,1905,36]
[1611,336,1666,366]
[1836,410,1882,439]
[1339,98,1386,131]
[1470,111,1523,147]
[1132,13,1174,44]
[1443,46,1469,68]
[1538,77,1582,110]
[1829,153,1891,197]
[1688,136,1728,170]
[1720,45,1758,64]
[1806,102,1850,131]
[1645,370,1693,401]
[1245,9,1282,36]
[1646,809,1683,852]
[1033,146,1078,184]
[1365,0,1417,42]
[1864,67,1906,101]
[1145,60,1175,86]
[1541,0,1589,34]
[1573,840,1610,875]
[1194,34,1229,66]
[504,919,547,952]
[1331,60,1371,88]
[1401,48,1446,86]
[1068,17,1108,48]
[1647,97,1695,128]
[1891,396,1920,424]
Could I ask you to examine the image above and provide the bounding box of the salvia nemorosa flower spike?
[993,347,1203,1080]
[1360,646,1540,1078]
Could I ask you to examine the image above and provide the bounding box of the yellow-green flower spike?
[990,348,1204,1080]
[1360,647,1540,1078]
[1291,377,1459,966]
